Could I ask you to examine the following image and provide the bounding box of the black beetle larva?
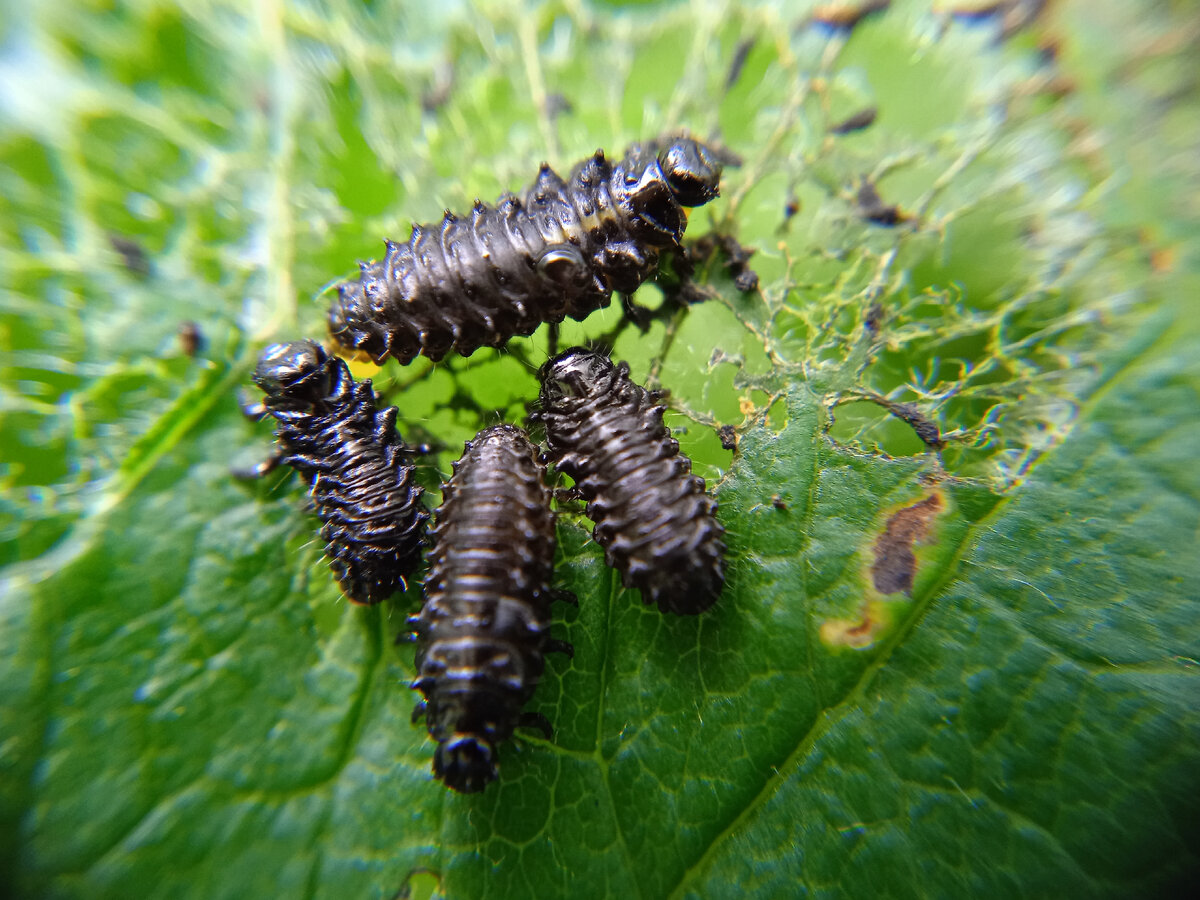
[409,424,570,793]
[531,347,726,615]
[249,339,428,605]
[328,135,731,364]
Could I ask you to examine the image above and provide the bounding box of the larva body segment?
[251,340,428,604]
[410,424,562,793]
[329,137,727,364]
[532,348,726,615]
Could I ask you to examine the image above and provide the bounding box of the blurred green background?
[1,1,1197,898]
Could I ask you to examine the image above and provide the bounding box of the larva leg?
[230,449,284,481]
[668,244,695,281]
[234,390,282,480]
[550,588,579,607]
[240,391,269,421]
[619,291,655,332]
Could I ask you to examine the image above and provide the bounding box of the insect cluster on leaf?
[244,135,736,792]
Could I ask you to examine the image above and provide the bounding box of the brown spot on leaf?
[872,492,944,595]
[1150,245,1177,274]
[178,321,204,357]
[820,599,890,649]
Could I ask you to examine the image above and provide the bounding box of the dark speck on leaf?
[544,92,573,120]
[178,321,204,357]
[771,494,788,510]
[109,233,150,276]
[830,107,878,134]
[421,61,454,113]
[865,301,885,334]
[717,425,737,451]
[725,38,756,90]
[779,195,801,233]
[1036,37,1061,66]
[856,178,908,226]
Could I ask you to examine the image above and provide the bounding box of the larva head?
[537,347,616,405]
[434,736,498,794]
[328,291,390,363]
[327,298,354,346]
[658,137,723,206]
[252,340,333,402]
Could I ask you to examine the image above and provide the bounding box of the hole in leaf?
[395,868,442,900]
[828,400,928,456]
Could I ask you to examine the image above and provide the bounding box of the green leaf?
[2,1,1197,898]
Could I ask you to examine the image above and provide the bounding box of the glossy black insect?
[409,424,569,793]
[248,339,428,605]
[328,135,729,364]
[531,348,726,615]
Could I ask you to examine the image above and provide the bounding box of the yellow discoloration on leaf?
[819,599,895,649]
